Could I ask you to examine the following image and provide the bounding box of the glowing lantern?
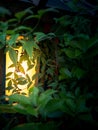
[5,36,39,96]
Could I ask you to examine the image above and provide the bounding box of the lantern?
[5,36,39,96]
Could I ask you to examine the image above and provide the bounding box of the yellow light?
[6,46,38,96]
[21,61,28,70]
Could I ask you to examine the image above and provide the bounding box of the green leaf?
[7,80,12,87]
[6,72,13,77]
[9,94,31,106]
[0,104,16,113]
[65,48,76,58]
[6,34,19,46]
[17,77,27,85]
[20,40,33,58]
[0,21,8,32]
[38,8,59,18]
[11,122,59,130]
[6,85,13,92]
[15,7,33,20]
[34,32,55,42]
[59,92,76,115]
[14,72,19,79]
[44,99,64,117]
[46,68,54,76]
[6,30,16,35]
[19,53,29,62]
[29,87,39,107]
[32,73,38,81]
[23,14,39,21]
[8,63,15,68]
[79,113,93,122]
[13,103,38,116]
[55,16,71,27]
[7,18,17,23]
[38,89,56,109]
[0,42,5,49]
[76,96,89,113]
[26,74,31,82]
[86,36,98,49]
[59,68,72,80]
[47,33,56,39]
[66,1,78,12]
[8,47,18,66]
[32,42,40,50]
[27,64,34,71]
[64,68,72,77]
[12,104,28,115]
[62,97,76,114]
[75,49,82,57]
[0,6,11,16]
[0,33,6,47]
[25,106,38,117]
[34,32,47,42]
[14,26,32,32]
[17,63,25,74]
[72,67,85,79]
[48,81,58,88]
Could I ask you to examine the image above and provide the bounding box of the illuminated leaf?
[8,47,18,66]
[18,63,25,74]
[26,74,31,82]
[16,77,27,85]
[20,40,33,58]
[7,80,12,87]
[6,72,13,77]
[7,34,19,46]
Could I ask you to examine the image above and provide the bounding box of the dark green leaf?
[29,87,39,107]
[38,89,56,109]
[79,113,93,122]
[11,122,59,130]
[0,6,11,16]
[0,33,6,46]
[72,67,85,79]
[0,104,16,113]
[14,26,32,32]
[15,7,33,20]
[38,8,59,18]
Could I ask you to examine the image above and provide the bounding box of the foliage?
[0,4,98,130]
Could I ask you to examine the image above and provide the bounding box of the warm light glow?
[6,46,38,96]
[21,61,28,70]
[6,35,24,41]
